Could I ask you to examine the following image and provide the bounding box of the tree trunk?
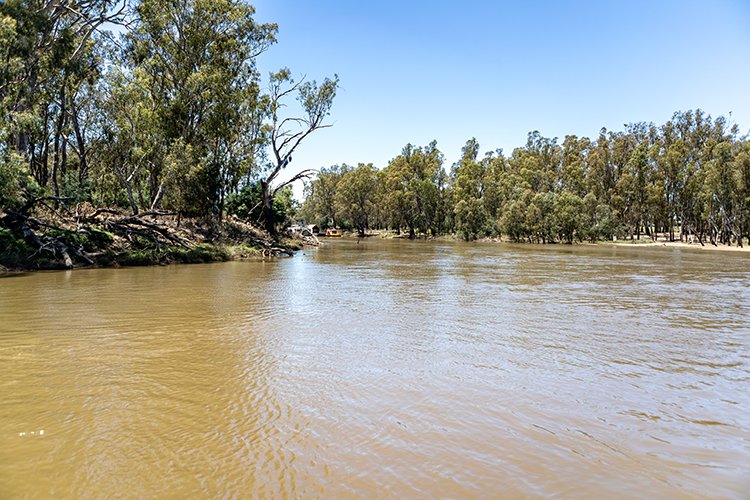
[125,180,139,216]
[40,110,50,186]
[71,103,88,187]
[261,180,275,235]
[52,130,61,199]
[61,136,67,185]
[30,139,38,185]
[135,177,147,211]
[52,81,67,200]
[151,183,166,211]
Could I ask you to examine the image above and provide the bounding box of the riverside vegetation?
[2,3,749,272]
[0,0,334,270]
[302,116,750,245]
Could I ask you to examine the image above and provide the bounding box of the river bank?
[0,203,301,273]
[336,229,750,254]
[608,239,750,253]
[5,219,746,275]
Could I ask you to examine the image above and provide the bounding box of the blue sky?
[253,1,750,197]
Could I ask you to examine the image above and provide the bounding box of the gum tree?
[260,68,339,235]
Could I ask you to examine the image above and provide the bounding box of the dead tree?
[259,69,338,235]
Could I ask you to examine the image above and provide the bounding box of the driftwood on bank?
[1,197,296,270]
[2,198,190,268]
[2,206,82,269]
[101,214,192,250]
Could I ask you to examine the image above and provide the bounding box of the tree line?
[3,3,748,248]
[301,110,750,246]
[0,0,336,235]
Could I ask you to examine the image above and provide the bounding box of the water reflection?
[1,240,749,497]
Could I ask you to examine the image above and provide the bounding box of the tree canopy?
[302,111,750,247]
[0,0,333,235]
[2,2,748,248]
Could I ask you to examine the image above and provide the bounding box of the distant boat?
[325,228,342,237]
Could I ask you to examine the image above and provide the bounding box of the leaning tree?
[258,68,338,235]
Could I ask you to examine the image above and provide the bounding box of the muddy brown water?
[1,239,749,498]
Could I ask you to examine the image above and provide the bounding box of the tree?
[452,138,488,240]
[733,140,750,245]
[616,143,650,239]
[554,190,584,243]
[226,181,294,227]
[260,68,338,235]
[381,141,443,237]
[587,129,615,203]
[334,163,378,236]
[560,135,590,197]
[300,164,348,228]
[116,0,276,220]
[0,0,127,205]
[500,197,529,242]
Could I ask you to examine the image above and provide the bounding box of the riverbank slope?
[0,202,300,273]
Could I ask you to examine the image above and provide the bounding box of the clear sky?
[253,0,750,197]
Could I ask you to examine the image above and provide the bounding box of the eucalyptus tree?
[651,122,686,240]
[381,141,443,237]
[477,149,506,225]
[0,0,127,206]
[452,138,488,240]
[509,132,560,194]
[259,68,339,234]
[702,141,741,245]
[334,163,378,236]
[560,135,591,197]
[554,190,584,243]
[587,129,615,204]
[733,140,750,244]
[615,143,650,239]
[300,164,349,228]
[113,0,277,220]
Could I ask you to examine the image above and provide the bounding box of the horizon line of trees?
[0,0,336,235]
[301,109,750,246]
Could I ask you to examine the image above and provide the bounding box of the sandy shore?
[338,230,750,254]
[609,239,750,253]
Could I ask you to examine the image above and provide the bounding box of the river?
[1,239,748,498]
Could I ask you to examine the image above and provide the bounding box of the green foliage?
[0,152,25,209]
[0,227,33,265]
[2,1,749,248]
[454,197,487,240]
[380,142,444,237]
[99,0,278,217]
[554,191,584,243]
[500,199,528,242]
[300,165,348,228]
[301,112,750,246]
[452,139,489,240]
[60,172,92,203]
[226,182,294,228]
[334,163,378,236]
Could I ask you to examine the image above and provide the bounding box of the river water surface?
[1,239,749,498]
